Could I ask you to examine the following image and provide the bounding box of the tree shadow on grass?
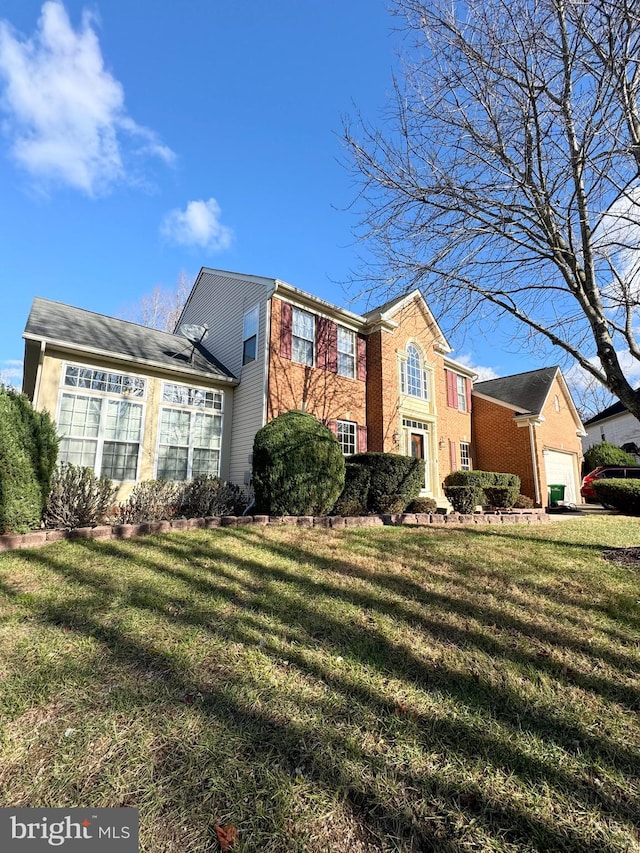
[0,532,638,852]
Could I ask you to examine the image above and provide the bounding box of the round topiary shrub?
[253,411,345,516]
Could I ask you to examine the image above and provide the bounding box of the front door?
[404,419,431,492]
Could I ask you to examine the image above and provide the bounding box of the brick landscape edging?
[0,510,549,553]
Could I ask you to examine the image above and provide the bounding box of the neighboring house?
[23,267,584,508]
[22,297,237,501]
[582,394,640,462]
[473,367,585,505]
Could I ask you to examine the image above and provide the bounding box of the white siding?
[179,270,272,487]
[583,412,640,456]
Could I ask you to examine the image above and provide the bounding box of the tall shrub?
[583,441,636,473]
[5,389,58,512]
[253,411,345,516]
[0,390,42,533]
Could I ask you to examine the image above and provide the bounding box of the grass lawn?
[0,517,639,852]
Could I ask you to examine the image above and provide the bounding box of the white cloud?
[0,1,174,196]
[454,353,499,382]
[160,198,233,252]
[1,359,23,387]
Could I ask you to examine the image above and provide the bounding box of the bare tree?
[344,0,640,419]
[122,271,192,333]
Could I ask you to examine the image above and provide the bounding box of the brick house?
[23,266,583,507]
[473,367,585,505]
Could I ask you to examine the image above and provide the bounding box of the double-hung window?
[337,327,356,378]
[292,308,315,366]
[401,345,429,399]
[337,420,356,455]
[242,305,259,365]
[157,383,223,481]
[460,441,471,471]
[457,375,467,412]
[57,364,145,481]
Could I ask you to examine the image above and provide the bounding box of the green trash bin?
[548,484,565,506]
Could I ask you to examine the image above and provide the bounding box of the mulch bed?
[602,546,640,566]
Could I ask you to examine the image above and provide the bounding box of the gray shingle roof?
[473,366,559,415]
[24,298,235,382]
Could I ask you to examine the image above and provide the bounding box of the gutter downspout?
[33,341,46,407]
[529,421,541,505]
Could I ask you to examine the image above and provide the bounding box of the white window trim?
[337,419,357,455]
[292,307,316,366]
[337,327,356,379]
[57,362,147,482]
[456,374,467,412]
[460,441,471,471]
[399,344,432,401]
[155,382,225,481]
[242,304,260,366]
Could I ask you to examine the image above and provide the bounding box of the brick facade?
[366,295,473,500]
[473,374,583,506]
[267,296,368,439]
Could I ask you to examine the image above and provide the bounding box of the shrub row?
[592,479,640,514]
[443,470,521,513]
[44,465,250,529]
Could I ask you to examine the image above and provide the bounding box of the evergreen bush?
[332,463,371,516]
[348,452,424,513]
[6,389,58,513]
[44,463,116,529]
[583,441,636,473]
[443,470,520,511]
[253,411,345,516]
[406,497,438,513]
[0,390,42,533]
[593,479,640,514]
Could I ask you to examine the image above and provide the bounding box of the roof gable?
[363,289,451,351]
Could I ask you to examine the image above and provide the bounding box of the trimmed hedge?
[406,497,438,513]
[253,411,345,516]
[348,452,424,513]
[332,463,371,517]
[443,470,521,511]
[592,479,640,514]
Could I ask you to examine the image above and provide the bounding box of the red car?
[580,465,640,503]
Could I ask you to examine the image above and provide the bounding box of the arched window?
[402,344,429,399]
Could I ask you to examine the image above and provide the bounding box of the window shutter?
[357,425,368,453]
[316,317,329,370]
[280,301,292,359]
[328,321,338,373]
[446,370,457,408]
[465,377,472,413]
[449,440,457,471]
[357,334,367,381]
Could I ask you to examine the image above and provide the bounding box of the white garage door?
[544,450,578,503]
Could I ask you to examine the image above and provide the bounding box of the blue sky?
[0,0,566,389]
